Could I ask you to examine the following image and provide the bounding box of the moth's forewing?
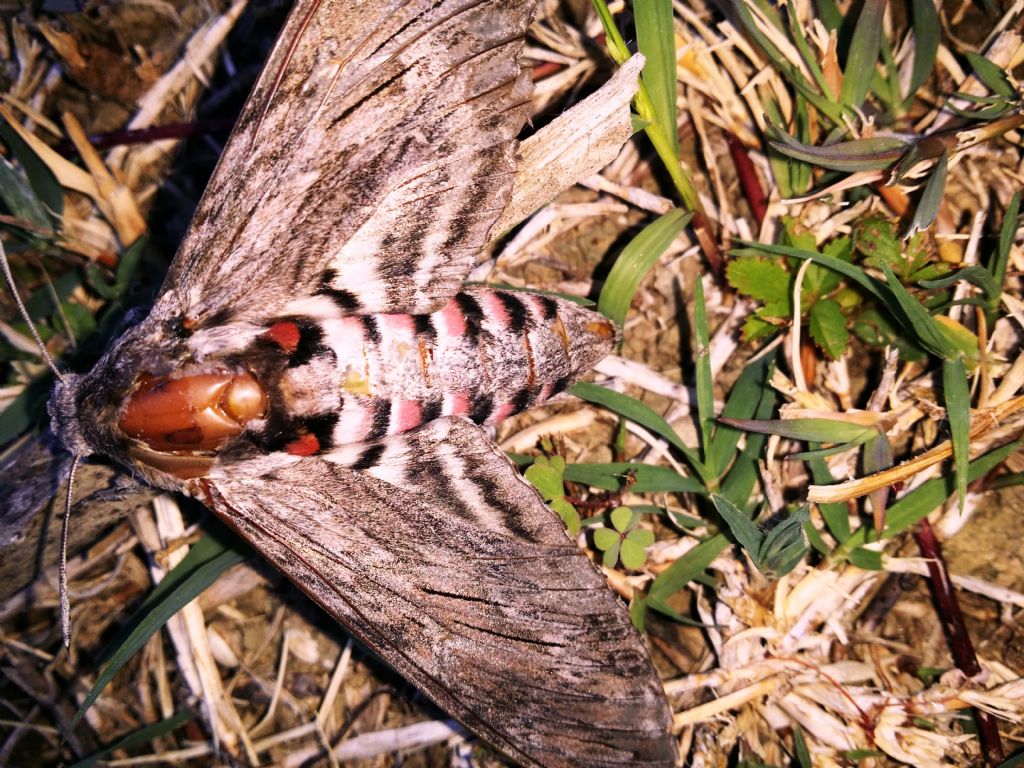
[46,1,678,766]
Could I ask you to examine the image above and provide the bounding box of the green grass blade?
[634,0,678,157]
[562,462,705,494]
[942,357,971,513]
[0,155,53,231]
[711,494,763,555]
[806,451,850,543]
[648,533,729,604]
[839,0,885,109]
[591,0,632,64]
[836,439,1021,553]
[68,530,249,734]
[731,0,843,123]
[718,359,777,506]
[69,710,196,768]
[598,208,690,327]
[0,121,63,217]
[988,191,1019,321]
[719,416,877,444]
[570,380,709,480]
[709,354,774,473]
[906,0,940,103]
[906,149,948,235]
[965,51,1015,97]
[693,275,715,469]
[880,263,956,358]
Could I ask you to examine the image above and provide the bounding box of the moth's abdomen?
[276,287,615,447]
[119,372,268,452]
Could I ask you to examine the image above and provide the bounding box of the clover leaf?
[593,506,654,570]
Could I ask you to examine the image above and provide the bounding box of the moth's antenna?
[60,454,81,647]
[0,239,76,645]
[0,239,66,383]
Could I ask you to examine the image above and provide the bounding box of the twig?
[913,519,1004,765]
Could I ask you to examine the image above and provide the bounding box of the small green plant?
[711,495,809,578]
[593,506,654,570]
[524,454,581,535]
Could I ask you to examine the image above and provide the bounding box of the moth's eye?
[170,316,196,338]
[119,371,268,453]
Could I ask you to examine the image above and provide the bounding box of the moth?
[42,1,677,766]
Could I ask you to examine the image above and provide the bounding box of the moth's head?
[48,373,94,459]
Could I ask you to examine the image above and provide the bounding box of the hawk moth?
[43,1,678,765]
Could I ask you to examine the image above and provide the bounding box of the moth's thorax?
[48,373,94,459]
[120,372,267,451]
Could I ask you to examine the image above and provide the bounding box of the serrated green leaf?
[741,313,780,341]
[735,241,889,302]
[598,209,690,328]
[726,258,792,307]
[808,298,849,359]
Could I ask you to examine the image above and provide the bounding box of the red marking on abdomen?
[285,433,320,456]
[537,381,556,404]
[443,392,471,417]
[394,400,423,433]
[381,314,415,335]
[436,299,467,337]
[264,321,301,353]
[489,401,516,424]
[481,292,510,327]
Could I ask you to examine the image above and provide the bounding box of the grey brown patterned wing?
[167,0,539,326]
[203,418,677,768]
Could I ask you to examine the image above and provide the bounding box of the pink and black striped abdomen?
[260,287,614,453]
